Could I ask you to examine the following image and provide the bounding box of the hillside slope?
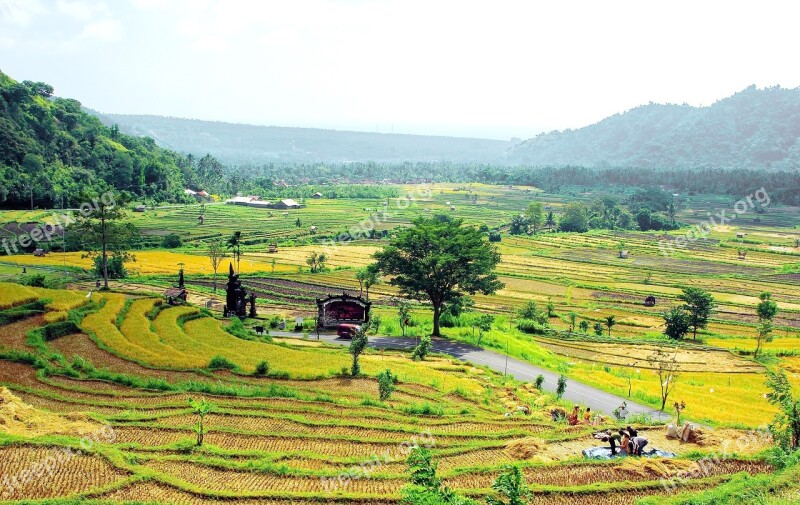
[505,86,800,170]
[92,113,512,165]
[0,69,197,208]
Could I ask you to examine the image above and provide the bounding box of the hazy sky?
[1,0,799,139]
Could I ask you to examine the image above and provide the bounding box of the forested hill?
[91,113,513,165]
[0,70,202,209]
[504,86,800,170]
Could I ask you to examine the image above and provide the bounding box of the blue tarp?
[582,446,677,460]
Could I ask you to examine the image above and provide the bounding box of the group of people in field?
[596,426,650,456]
[567,405,598,426]
[564,403,650,457]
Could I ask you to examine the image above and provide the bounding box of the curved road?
[274,331,670,422]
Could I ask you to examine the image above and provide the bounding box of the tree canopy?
[678,287,717,339]
[373,216,503,337]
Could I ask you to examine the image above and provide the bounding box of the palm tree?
[226,231,242,273]
[605,315,616,337]
[667,202,677,227]
[545,211,556,231]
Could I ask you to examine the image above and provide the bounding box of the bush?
[439,313,462,328]
[208,355,237,370]
[93,254,128,279]
[377,368,396,401]
[0,301,47,325]
[21,274,46,287]
[402,402,444,416]
[517,319,547,335]
[517,301,538,320]
[162,233,183,248]
[226,318,254,340]
[42,321,80,341]
[254,360,270,376]
[488,231,501,242]
[556,375,567,399]
[534,374,544,390]
[413,335,432,361]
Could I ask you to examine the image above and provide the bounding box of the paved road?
[273,331,671,421]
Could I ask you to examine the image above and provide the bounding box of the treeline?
[1,69,797,210]
[226,163,800,205]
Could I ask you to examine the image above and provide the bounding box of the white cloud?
[56,0,110,20]
[78,17,121,41]
[0,0,47,27]
[3,0,800,139]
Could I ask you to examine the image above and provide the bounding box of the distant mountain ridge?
[505,86,800,170]
[90,112,513,165]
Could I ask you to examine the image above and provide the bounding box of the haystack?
[0,387,97,437]
[505,437,545,459]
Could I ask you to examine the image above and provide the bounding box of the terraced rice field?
[0,287,778,504]
[0,185,797,502]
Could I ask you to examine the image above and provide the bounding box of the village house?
[272,199,302,209]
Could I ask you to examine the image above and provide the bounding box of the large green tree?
[755,292,779,358]
[558,202,590,232]
[663,306,690,340]
[678,287,717,339]
[373,217,503,337]
[526,202,543,235]
[226,231,242,273]
[75,190,136,289]
[355,264,382,301]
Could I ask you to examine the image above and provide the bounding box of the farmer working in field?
[567,405,580,425]
[628,435,649,456]
[619,429,632,455]
[596,429,622,455]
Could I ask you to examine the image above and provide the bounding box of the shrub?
[487,465,531,505]
[517,319,546,335]
[403,402,444,416]
[517,301,538,320]
[162,233,183,248]
[254,360,270,376]
[377,369,397,401]
[556,375,567,399]
[413,335,432,361]
[21,274,46,287]
[488,231,501,242]
[93,254,128,279]
[42,321,80,341]
[534,374,544,390]
[225,318,254,340]
[349,327,368,376]
[208,355,236,370]
[440,313,461,328]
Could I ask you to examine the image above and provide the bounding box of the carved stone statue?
[249,292,257,318]
[223,263,248,318]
